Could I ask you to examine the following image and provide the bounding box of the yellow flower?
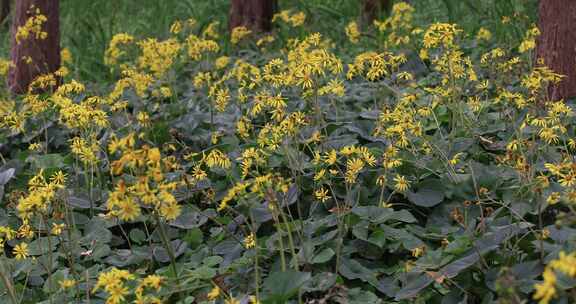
[207,286,221,300]
[13,243,29,260]
[550,251,576,277]
[289,11,306,27]
[393,175,410,193]
[59,279,76,289]
[376,175,387,187]
[117,197,141,221]
[202,21,220,39]
[141,274,163,290]
[243,233,256,249]
[314,188,331,203]
[170,20,182,34]
[28,143,42,151]
[51,223,65,236]
[476,27,492,41]
[533,268,556,304]
[324,150,338,165]
[137,111,150,127]
[61,48,73,64]
[314,169,326,181]
[231,26,252,44]
[345,21,360,44]
[105,33,134,66]
[15,10,48,44]
[106,284,129,304]
[345,158,364,184]
[204,149,231,169]
[449,152,465,166]
[215,56,230,69]
[411,246,425,257]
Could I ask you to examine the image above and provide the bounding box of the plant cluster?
[0,1,574,303]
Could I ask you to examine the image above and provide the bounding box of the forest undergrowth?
[1,1,575,303]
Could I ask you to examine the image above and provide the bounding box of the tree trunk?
[360,0,392,27]
[228,0,276,32]
[8,0,60,94]
[536,0,576,100]
[0,0,9,26]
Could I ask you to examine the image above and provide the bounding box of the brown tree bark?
[0,0,9,26]
[360,0,392,26]
[228,0,276,32]
[536,0,576,100]
[8,0,60,94]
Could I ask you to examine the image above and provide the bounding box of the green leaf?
[367,229,387,248]
[129,229,146,244]
[302,272,336,293]
[406,178,445,207]
[170,208,208,229]
[43,269,66,294]
[262,270,311,303]
[339,258,378,285]
[183,228,203,249]
[395,223,530,300]
[202,256,223,267]
[351,206,394,223]
[28,237,59,256]
[27,154,66,170]
[348,288,381,304]
[311,248,334,264]
[0,168,15,185]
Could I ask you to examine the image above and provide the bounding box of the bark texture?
[8,0,60,94]
[360,0,392,26]
[229,0,275,32]
[0,0,9,25]
[536,0,576,100]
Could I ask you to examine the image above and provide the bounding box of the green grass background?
[1,0,537,83]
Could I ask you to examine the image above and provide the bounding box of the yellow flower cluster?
[93,268,163,304]
[519,26,540,53]
[231,26,252,44]
[218,173,290,211]
[476,27,492,41]
[312,145,376,200]
[52,82,109,130]
[345,22,360,44]
[105,33,135,66]
[137,38,182,77]
[186,34,220,61]
[534,251,576,304]
[17,169,66,220]
[374,2,416,47]
[15,6,48,44]
[0,226,16,251]
[107,134,181,221]
[273,10,306,27]
[347,51,406,81]
[0,58,12,76]
[422,23,462,49]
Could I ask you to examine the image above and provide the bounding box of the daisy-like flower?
[13,243,29,260]
[393,175,410,193]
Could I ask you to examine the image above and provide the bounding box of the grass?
[1,0,535,85]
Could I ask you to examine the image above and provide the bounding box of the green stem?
[156,216,181,286]
[278,236,287,272]
[277,206,298,271]
[0,259,17,304]
[43,216,54,304]
[249,212,260,302]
